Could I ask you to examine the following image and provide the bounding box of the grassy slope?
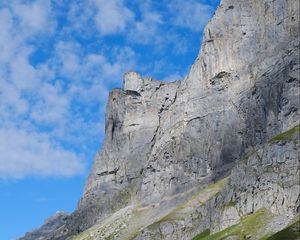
[73,125,299,240]
[72,178,228,240]
[193,208,274,240]
[193,125,300,240]
[156,177,228,223]
[269,124,300,142]
[264,220,300,240]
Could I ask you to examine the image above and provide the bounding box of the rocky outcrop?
[20,0,300,239]
[21,212,68,240]
[67,125,299,239]
[133,125,300,239]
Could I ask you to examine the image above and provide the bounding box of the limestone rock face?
[19,0,300,239]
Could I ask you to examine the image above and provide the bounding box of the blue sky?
[0,0,220,239]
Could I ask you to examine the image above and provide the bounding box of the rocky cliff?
[20,0,300,239]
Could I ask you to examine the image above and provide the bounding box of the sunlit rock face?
[20,0,299,239]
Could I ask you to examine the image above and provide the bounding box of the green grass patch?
[192,229,210,240]
[146,177,229,234]
[193,208,273,240]
[225,201,237,208]
[269,124,300,143]
[159,178,228,223]
[265,220,300,240]
[240,149,257,161]
[72,232,94,240]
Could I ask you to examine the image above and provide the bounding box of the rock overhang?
[123,71,143,92]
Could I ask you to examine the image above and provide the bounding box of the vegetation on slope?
[270,124,300,142]
[155,177,228,224]
[73,125,300,240]
[193,208,273,240]
[264,220,300,240]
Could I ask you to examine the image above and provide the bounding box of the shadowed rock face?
[20,0,299,239]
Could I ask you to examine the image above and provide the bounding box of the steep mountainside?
[21,0,300,239]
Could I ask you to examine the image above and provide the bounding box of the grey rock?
[19,0,300,239]
[133,130,299,239]
[19,212,68,240]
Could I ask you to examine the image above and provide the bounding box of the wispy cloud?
[93,0,134,35]
[167,0,215,31]
[0,1,84,179]
[0,128,84,179]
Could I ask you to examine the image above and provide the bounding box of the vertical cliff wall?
[20,0,300,239]
[72,0,299,236]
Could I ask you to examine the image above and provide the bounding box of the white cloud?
[92,0,134,35]
[0,8,15,64]
[126,1,165,45]
[0,1,85,179]
[0,80,29,116]
[53,41,82,79]
[129,13,163,44]
[10,48,41,91]
[168,0,214,31]
[30,83,70,124]
[0,128,84,179]
[65,0,165,45]
[163,72,184,82]
[11,1,53,35]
